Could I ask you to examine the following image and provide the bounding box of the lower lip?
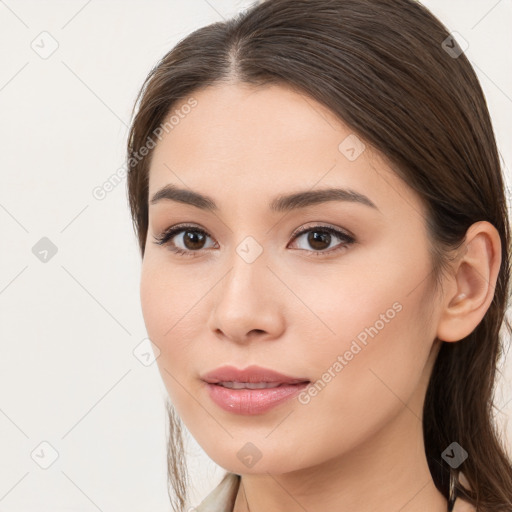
[204,382,310,415]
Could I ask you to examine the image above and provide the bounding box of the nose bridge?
[209,234,284,340]
[221,235,270,308]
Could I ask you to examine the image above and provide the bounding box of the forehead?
[150,82,347,177]
[147,83,421,218]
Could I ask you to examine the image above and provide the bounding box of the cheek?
[140,257,198,377]
[140,254,224,422]
[294,242,434,408]
[274,296,432,471]
[140,250,202,340]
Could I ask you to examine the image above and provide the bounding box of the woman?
[126,0,512,510]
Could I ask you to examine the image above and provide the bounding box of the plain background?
[0,1,511,511]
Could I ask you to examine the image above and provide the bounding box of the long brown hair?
[125,1,512,510]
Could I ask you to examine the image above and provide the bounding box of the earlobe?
[436,221,502,343]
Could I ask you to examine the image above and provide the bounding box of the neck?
[233,403,448,512]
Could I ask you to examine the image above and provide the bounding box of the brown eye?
[289,225,355,256]
[306,231,332,250]
[153,223,355,258]
[182,230,207,250]
[152,224,216,256]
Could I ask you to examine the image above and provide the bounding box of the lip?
[201,365,310,415]
[200,364,309,385]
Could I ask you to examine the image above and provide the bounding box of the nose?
[207,247,286,345]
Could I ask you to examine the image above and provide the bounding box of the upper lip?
[201,365,310,384]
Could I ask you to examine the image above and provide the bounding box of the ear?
[436,221,502,342]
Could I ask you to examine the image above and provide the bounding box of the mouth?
[200,365,311,414]
[203,379,310,415]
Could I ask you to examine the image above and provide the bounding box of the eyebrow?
[149,184,379,212]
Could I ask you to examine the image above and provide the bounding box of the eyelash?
[152,223,356,258]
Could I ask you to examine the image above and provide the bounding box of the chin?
[204,443,310,476]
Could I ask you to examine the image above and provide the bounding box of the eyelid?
[290,222,355,240]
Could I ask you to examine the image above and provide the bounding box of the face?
[140,82,443,475]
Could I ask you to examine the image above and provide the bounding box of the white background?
[0,1,511,511]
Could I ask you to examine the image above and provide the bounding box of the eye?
[152,223,356,258]
[288,224,355,257]
[152,224,217,257]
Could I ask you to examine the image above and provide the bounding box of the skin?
[140,82,500,512]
